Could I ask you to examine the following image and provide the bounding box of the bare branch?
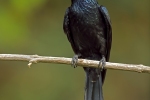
[0,54,149,73]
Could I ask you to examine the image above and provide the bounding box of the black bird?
[63,0,112,100]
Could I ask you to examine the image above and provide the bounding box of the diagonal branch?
[0,54,150,73]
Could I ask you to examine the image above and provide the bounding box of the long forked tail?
[84,69,103,100]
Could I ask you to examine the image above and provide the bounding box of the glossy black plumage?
[63,0,112,100]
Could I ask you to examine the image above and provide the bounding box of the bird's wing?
[63,8,77,53]
[98,6,112,84]
[98,5,112,61]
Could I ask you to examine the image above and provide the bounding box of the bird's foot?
[71,55,78,68]
[98,55,106,73]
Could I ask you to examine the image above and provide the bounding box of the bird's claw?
[71,55,78,68]
[98,56,106,72]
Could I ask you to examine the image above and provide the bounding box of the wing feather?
[99,6,112,61]
[63,8,78,53]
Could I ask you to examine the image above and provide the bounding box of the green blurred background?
[0,0,150,100]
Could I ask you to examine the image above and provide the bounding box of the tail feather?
[84,70,103,100]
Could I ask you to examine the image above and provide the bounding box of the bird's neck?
[71,0,98,4]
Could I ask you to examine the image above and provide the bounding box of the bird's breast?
[69,4,106,57]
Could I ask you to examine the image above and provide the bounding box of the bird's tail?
[84,69,103,100]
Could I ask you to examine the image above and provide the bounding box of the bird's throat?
[71,0,98,4]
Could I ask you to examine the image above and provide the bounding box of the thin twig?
[0,54,149,73]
